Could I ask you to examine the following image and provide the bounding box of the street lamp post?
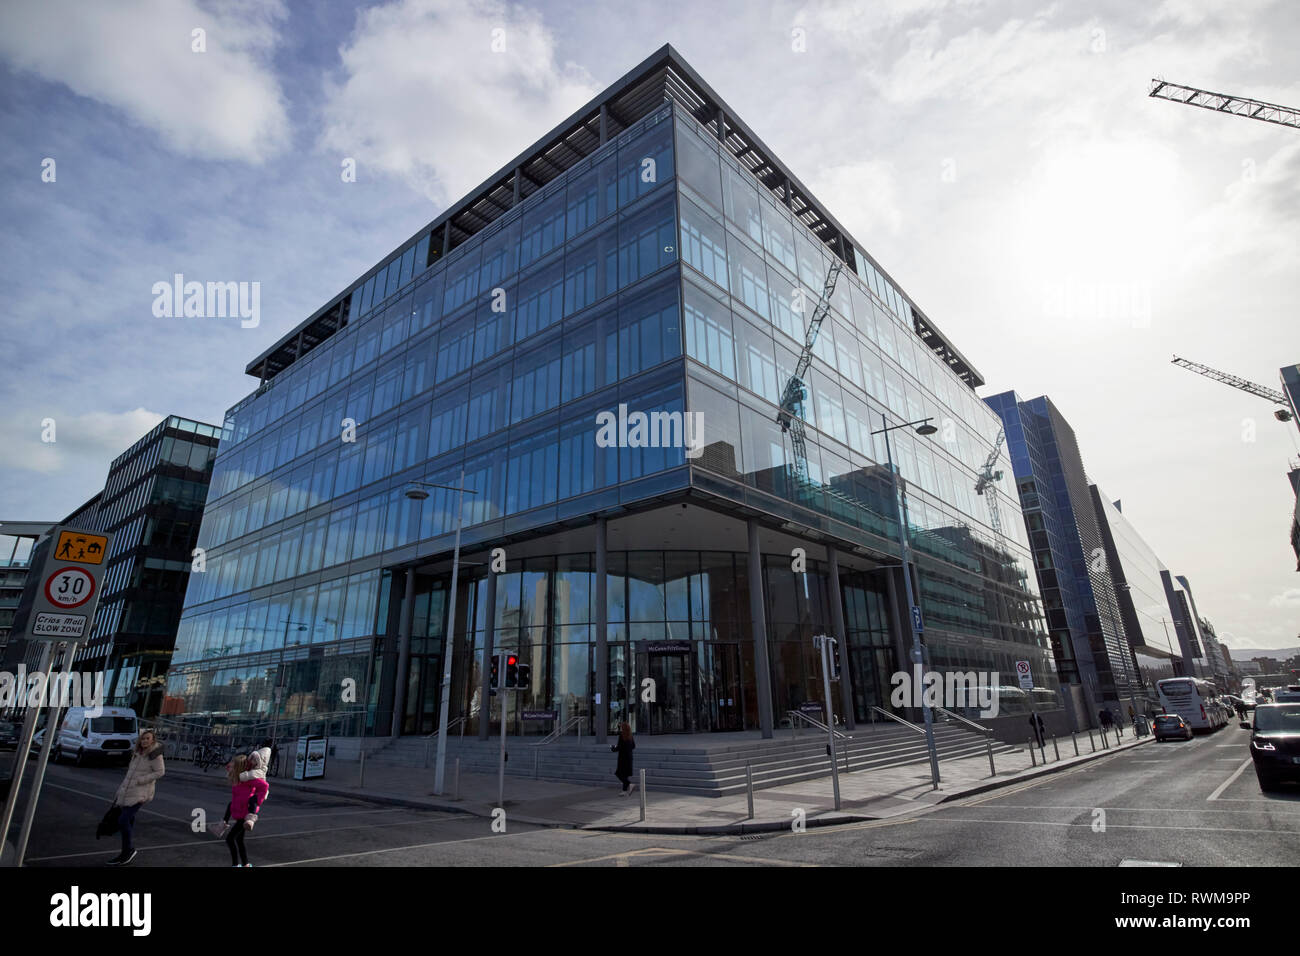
[405,471,475,795]
[872,414,941,790]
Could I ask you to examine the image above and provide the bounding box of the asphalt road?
[8,721,1298,867]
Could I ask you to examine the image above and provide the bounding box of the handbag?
[96,805,121,839]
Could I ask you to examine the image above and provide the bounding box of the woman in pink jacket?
[217,754,269,867]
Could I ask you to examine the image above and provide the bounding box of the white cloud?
[0,408,166,476]
[0,0,289,162]
[319,0,597,205]
[809,160,904,238]
[1268,588,1300,608]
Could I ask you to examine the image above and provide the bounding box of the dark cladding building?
[984,393,1139,723]
[5,417,219,716]
[167,46,1055,740]
[0,521,55,662]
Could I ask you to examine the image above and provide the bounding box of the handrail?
[934,706,993,735]
[868,705,927,736]
[425,716,466,739]
[532,715,587,746]
[787,710,852,740]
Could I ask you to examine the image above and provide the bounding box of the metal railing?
[934,706,997,777]
[532,715,588,746]
[867,705,927,736]
[787,710,852,740]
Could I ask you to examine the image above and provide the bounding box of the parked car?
[1153,714,1193,741]
[0,720,19,751]
[1249,703,1300,791]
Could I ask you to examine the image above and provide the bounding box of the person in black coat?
[611,722,636,795]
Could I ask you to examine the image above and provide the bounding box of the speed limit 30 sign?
[44,567,96,609]
[13,524,113,643]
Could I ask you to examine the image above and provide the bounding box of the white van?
[53,706,138,766]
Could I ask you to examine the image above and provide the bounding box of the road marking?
[941,803,1300,815]
[1120,859,1181,867]
[1207,759,1254,802]
[548,846,814,867]
[920,817,1296,836]
[264,827,544,866]
[25,808,482,863]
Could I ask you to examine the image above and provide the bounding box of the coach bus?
[1157,677,1227,731]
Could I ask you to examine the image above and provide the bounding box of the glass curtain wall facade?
[674,110,1054,709]
[984,392,1136,710]
[167,48,1056,736]
[1089,486,1185,687]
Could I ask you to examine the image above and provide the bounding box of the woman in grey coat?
[108,729,165,866]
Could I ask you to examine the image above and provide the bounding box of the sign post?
[1,525,112,867]
[1017,659,1044,761]
[813,634,841,811]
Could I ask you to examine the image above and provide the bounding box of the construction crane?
[776,260,843,488]
[974,426,1007,542]
[1171,355,1293,421]
[1148,79,1300,130]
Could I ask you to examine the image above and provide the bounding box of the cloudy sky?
[1,0,1297,650]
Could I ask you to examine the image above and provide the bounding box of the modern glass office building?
[166,46,1055,740]
[984,392,1138,720]
[1089,488,1189,686]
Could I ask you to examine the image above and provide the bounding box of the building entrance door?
[638,647,691,734]
[405,655,442,735]
[698,642,744,731]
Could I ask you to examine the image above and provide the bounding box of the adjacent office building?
[1089,489,1195,685]
[984,393,1139,721]
[5,416,220,716]
[0,522,55,664]
[166,45,1057,740]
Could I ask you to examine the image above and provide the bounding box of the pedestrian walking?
[215,754,269,867]
[611,721,636,795]
[107,728,165,866]
[1028,713,1045,748]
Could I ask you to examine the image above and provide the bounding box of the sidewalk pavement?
[162,729,1152,835]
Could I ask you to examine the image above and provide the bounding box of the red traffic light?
[507,655,518,666]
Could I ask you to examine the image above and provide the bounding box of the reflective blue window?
[428,392,468,459]
[511,331,562,424]
[474,292,512,363]
[563,222,617,315]
[618,121,673,207]
[466,360,511,442]
[520,189,566,268]
[443,249,481,314]
[728,237,770,320]
[618,194,676,288]
[412,272,443,334]
[683,278,735,380]
[680,195,728,288]
[515,258,564,340]
[566,154,617,237]
[480,220,519,290]
[616,278,680,378]
[505,425,559,513]
[436,311,475,380]
[675,119,722,211]
[399,246,415,289]
[561,305,616,403]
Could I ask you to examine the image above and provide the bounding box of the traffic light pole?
[497,671,508,807]
[815,635,841,811]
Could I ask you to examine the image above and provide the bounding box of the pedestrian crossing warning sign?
[53,530,109,565]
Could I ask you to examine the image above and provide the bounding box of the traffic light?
[490,654,500,691]
[505,654,519,689]
[515,662,531,690]
[828,638,841,682]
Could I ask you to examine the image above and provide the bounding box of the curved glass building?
[166,46,1056,740]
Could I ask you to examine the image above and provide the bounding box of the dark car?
[1249,703,1300,791]
[0,720,19,751]
[1153,714,1193,741]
